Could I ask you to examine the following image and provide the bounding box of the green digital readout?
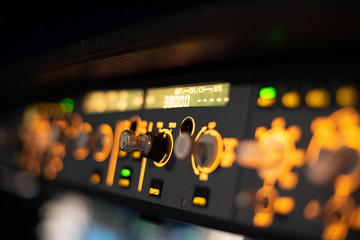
[145,83,230,109]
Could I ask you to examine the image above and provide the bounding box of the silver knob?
[119,130,152,155]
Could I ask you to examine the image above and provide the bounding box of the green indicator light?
[259,87,277,99]
[121,169,131,178]
[60,98,74,113]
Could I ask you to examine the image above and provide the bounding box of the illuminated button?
[336,86,358,107]
[192,187,209,207]
[119,150,127,158]
[282,91,300,108]
[193,197,207,207]
[121,168,132,178]
[90,173,101,185]
[305,88,330,109]
[132,151,141,159]
[149,179,163,197]
[257,86,277,108]
[118,178,130,188]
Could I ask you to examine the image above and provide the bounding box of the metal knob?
[119,130,152,155]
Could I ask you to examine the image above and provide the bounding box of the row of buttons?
[90,171,209,207]
[257,85,358,109]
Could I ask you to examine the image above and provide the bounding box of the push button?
[192,187,209,207]
[149,179,163,197]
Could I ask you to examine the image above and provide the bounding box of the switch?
[192,187,209,207]
[119,130,170,163]
[149,179,163,197]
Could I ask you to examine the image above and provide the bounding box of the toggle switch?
[119,130,170,163]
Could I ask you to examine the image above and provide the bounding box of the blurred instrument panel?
[1,65,360,240]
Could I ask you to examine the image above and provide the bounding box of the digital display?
[145,82,230,109]
[82,89,144,114]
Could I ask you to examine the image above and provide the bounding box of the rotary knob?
[119,130,169,162]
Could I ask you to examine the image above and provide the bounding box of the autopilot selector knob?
[174,132,217,168]
[119,130,169,162]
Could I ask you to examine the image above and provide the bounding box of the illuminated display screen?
[145,82,230,109]
[82,89,144,114]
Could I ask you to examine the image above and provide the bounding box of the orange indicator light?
[305,88,330,109]
[322,221,348,240]
[304,200,321,220]
[282,91,300,108]
[118,178,130,188]
[156,122,163,129]
[253,211,273,228]
[274,197,295,215]
[119,150,127,158]
[132,151,141,159]
[257,97,276,108]
[336,86,358,107]
[192,197,207,207]
[90,173,101,185]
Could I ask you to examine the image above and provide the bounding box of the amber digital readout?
[145,83,230,109]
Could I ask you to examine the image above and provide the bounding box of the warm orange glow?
[221,138,239,167]
[90,173,101,185]
[140,120,148,135]
[82,122,93,132]
[336,86,358,107]
[149,187,160,196]
[51,142,66,158]
[118,178,130,188]
[279,171,298,190]
[274,197,295,215]
[136,120,153,192]
[193,197,207,207]
[106,120,130,186]
[350,207,360,230]
[26,161,41,177]
[156,122,163,129]
[137,157,147,192]
[50,157,64,171]
[304,200,321,220]
[43,166,57,181]
[282,91,301,108]
[305,88,330,109]
[237,117,304,186]
[179,116,195,136]
[257,97,276,108]
[93,124,113,162]
[132,151,141,159]
[73,147,89,161]
[322,222,348,240]
[168,122,177,129]
[236,117,304,228]
[208,122,216,129]
[334,175,352,197]
[306,107,360,194]
[148,121,153,132]
[191,126,223,181]
[119,150,127,158]
[153,128,173,167]
[253,211,274,228]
